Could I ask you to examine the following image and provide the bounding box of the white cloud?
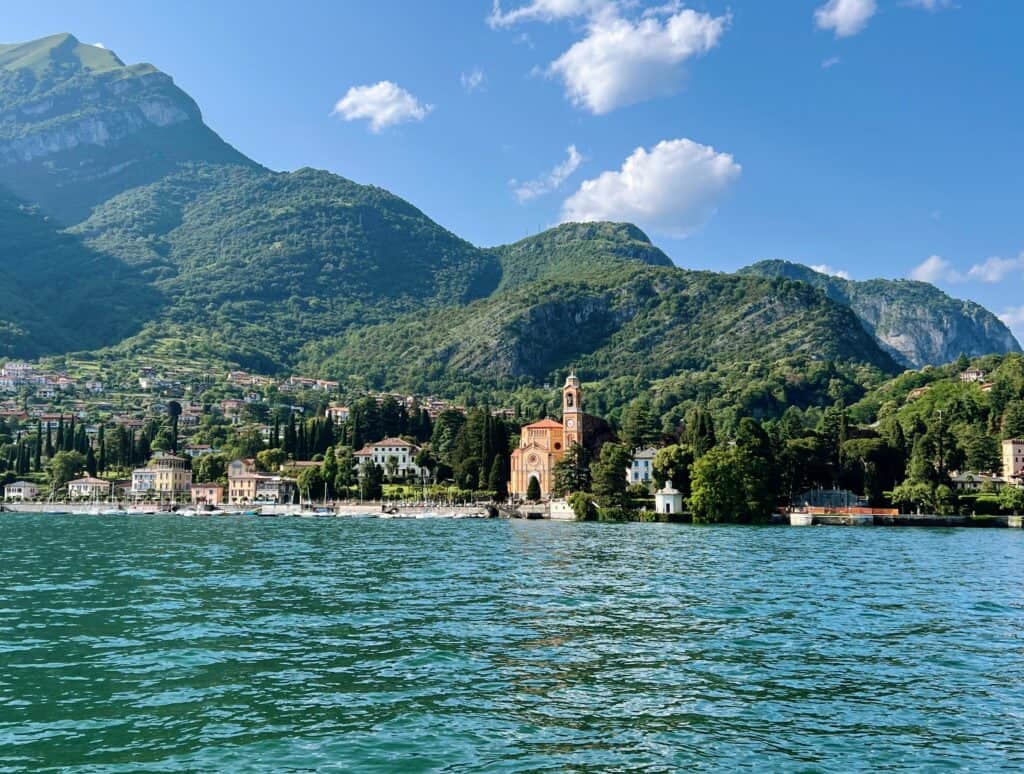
[815,0,877,38]
[92,42,106,49]
[512,144,584,203]
[490,1,728,114]
[1000,307,1024,341]
[548,7,730,114]
[910,255,962,283]
[910,252,1024,285]
[966,254,1024,283]
[461,67,486,93]
[561,138,740,237]
[811,264,851,279]
[331,81,432,133]
[821,56,841,69]
[905,0,955,10]
[488,0,609,27]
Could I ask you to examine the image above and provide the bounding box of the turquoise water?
[1,514,1023,771]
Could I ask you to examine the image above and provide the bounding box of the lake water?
[1,514,1022,771]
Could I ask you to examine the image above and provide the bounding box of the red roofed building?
[510,374,584,499]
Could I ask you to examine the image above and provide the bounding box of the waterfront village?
[1,356,1024,524]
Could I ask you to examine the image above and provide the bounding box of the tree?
[652,444,694,493]
[689,445,775,523]
[194,454,228,484]
[891,480,934,514]
[688,447,747,523]
[621,399,658,450]
[256,448,287,472]
[567,490,596,521]
[840,438,904,506]
[47,450,86,492]
[526,476,541,502]
[487,454,508,501]
[359,462,384,500]
[591,443,631,509]
[167,400,182,453]
[818,400,848,484]
[85,445,97,477]
[333,446,356,491]
[551,443,590,495]
[999,486,1024,516]
[297,465,326,502]
[963,430,1001,473]
[1002,401,1024,439]
[686,407,717,458]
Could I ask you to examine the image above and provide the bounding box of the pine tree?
[86,445,97,477]
[484,454,505,501]
[526,476,541,502]
[33,421,42,472]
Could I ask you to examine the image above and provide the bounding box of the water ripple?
[0,515,1022,771]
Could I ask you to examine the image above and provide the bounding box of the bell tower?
[562,370,583,449]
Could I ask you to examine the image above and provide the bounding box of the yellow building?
[131,452,192,497]
[227,458,296,504]
[1003,439,1024,484]
[510,373,584,499]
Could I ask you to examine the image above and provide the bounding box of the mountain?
[70,163,502,371]
[297,228,899,397]
[0,185,151,357]
[0,33,254,223]
[489,221,674,291]
[0,33,1014,421]
[739,260,1021,368]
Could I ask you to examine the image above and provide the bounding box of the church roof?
[523,418,563,430]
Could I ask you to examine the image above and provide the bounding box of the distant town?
[1,356,1023,526]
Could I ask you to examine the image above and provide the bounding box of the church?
[509,372,614,499]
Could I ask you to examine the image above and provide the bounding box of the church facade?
[510,373,584,499]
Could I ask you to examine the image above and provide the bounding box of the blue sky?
[6,0,1024,339]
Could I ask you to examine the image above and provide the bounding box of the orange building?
[510,373,584,499]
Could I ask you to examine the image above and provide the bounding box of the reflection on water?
[0,514,1022,771]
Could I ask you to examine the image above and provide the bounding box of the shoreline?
[1,502,1022,528]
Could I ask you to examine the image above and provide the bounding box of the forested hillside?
[0,32,1018,422]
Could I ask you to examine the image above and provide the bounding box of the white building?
[627,447,658,489]
[4,481,39,501]
[327,404,350,423]
[67,477,111,499]
[655,480,685,515]
[354,438,423,478]
[960,369,986,383]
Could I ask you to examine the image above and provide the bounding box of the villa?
[4,481,39,501]
[353,438,423,478]
[67,477,111,499]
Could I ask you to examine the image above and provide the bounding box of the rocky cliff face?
[0,33,253,223]
[740,260,1022,368]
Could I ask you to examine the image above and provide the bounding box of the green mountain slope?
[490,221,673,291]
[0,33,255,223]
[739,260,1021,368]
[297,260,899,393]
[0,187,152,357]
[70,163,502,371]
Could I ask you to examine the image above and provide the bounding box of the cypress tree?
[33,421,42,472]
